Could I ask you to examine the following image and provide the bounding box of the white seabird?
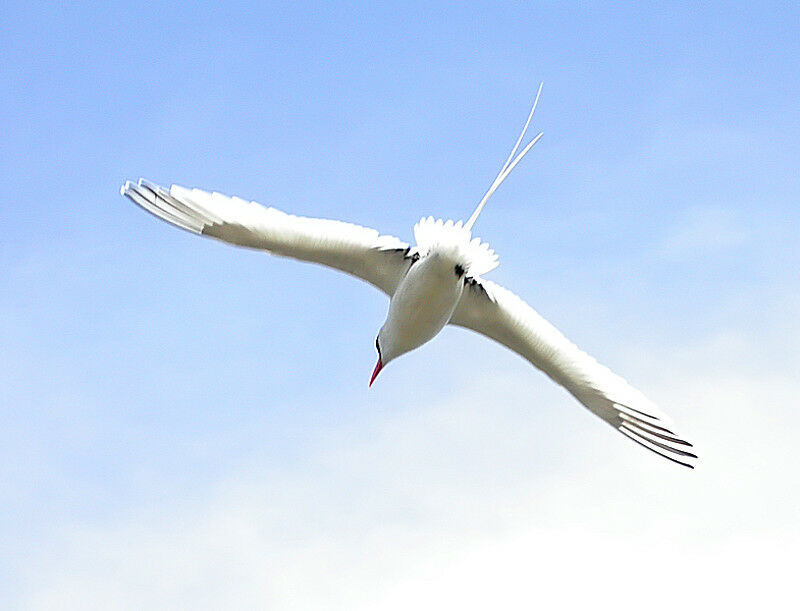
[121,87,696,468]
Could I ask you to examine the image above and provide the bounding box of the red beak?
[369,358,383,387]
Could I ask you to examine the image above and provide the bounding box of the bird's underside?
[121,178,696,468]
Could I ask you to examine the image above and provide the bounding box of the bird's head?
[369,331,394,387]
[369,335,384,387]
[369,327,406,387]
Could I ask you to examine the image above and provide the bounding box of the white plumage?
[413,217,499,276]
[121,90,696,468]
[123,180,411,295]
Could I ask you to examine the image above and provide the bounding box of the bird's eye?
[454,264,465,278]
[375,337,381,356]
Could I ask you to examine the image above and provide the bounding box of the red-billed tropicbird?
[121,87,696,468]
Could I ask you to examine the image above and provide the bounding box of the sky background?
[2,2,800,608]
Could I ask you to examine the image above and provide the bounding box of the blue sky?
[2,2,800,608]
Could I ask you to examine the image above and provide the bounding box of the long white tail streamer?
[465,83,544,232]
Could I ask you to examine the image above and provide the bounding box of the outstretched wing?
[121,179,413,295]
[450,278,696,468]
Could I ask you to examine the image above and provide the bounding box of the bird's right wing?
[121,179,414,295]
[450,278,697,468]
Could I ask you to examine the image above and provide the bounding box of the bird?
[121,86,696,468]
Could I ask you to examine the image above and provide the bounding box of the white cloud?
[16,330,800,610]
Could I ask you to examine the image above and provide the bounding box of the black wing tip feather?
[617,412,692,447]
[619,431,697,469]
[618,424,697,469]
[619,424,697,459]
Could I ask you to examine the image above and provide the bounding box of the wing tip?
[618,425,698,469]
[120,178,149,197]
[120,177,207,234]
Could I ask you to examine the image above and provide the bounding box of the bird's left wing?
[450,278,696,468]
[121,179,413,295]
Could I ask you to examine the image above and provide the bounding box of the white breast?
[379,253,464,362]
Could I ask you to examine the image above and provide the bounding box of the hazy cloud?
[18,331,800,610]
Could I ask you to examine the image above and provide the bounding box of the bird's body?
[121,89,697,468]
[380,251,464,364]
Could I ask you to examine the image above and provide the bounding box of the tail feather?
[465,83,544,232]
[414,217,498,276]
